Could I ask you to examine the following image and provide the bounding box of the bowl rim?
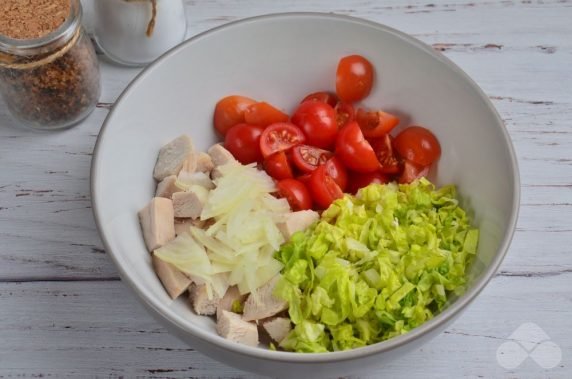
[91,12,521,363]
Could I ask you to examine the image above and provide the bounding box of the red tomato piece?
[277,179,313,211]
[297,174,312,187]
[213,95,256,136]
[260,122,305,158]
[369,134,402,174]
[347,171,390,194]
[324,157,348,192]
[291,101,338,149]
[244,101,289,127]
[291,145,333,173]
[335,122,380,173]
[224,123,265,164]
[309,165,344,209]
[334,101,355,129]
[263,151,294,180]
[399,160,430,184]
[356,108,400,138]
[394,126,442,167]
[301,91,339,108]
[336,55,374,103]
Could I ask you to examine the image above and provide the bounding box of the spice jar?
[94,0,187,66]
[0,0,101,130]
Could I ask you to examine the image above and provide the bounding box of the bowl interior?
[92,13,518,360]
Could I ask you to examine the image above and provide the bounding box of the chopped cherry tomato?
[394,126,441,167]
[213,95,256,136]
[244,101,289,127]
[347,171,390,194]
[277,179,313,211]
[369,134,402,174]
[224,123,264,164]
[399,159,430,184]
[336,55,374,103]
[263,151,294,180]
[260,122,305,158]
[335,122,380,173]
[291,145,333,173]
[334,102,355,128]
[291,101,338,149]
[309,165,344,209]
[301,91,339,108]
[356,108,400,138]
[297,174,312,187]
[324,157,348,191]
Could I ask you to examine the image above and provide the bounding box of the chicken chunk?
[216,286,245,320]
[189,284,220,316]
[172,187,208,219]
[152,254,192,299]
[277,210,320,240]
[177,171,215,190]
[216,311,259,347]
[262,317,292,343]
[153,135,196,181]
[196,152,215,173]
[174,218,206,236]
[155,175,181,199]
[242,275,288,322]
[138,197,176,252]
[208,144,236,167]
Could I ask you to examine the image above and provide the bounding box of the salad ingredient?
[309,165,344,209]
[291,145,333,173]
[224,123,265,164]
[291,101,338,149]
[264,151,294,180]
[213,95,256,136]
[262,317,292,343]
[277,210,320,240]
[172,187,208,218]
[244,101,289,127]
[277,179,313,211]
[152,254,192,299]
[242,275,289,321]
[156,175,181,199]
[336,55,374,102]
[208,144,237,167]
[274,180,478,352]
[394,126,441,167]
[190,284,222,316]
[216,286,245,319]
[217,310,259,347]
[195,152,215,173]
[370,135,402,174]
[301,91,338,108]
[153,135,196,181]
[399,160,430,184]
[174,218,205,237]
[139,197,176,252]
[323,157,348,192]
[176,171,215,191]
[335,121,380,173]
[334,102,355,128]
[346,171,390,194]
[356,108,400,138]
[260,122,306,158]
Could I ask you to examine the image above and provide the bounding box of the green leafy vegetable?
[274,179,478,352]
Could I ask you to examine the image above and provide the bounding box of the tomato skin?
[356,108,400,138]
[336,55,374,103]
[260,122,306,158]
[264,151,294,180]
[244,101,289,127]
[335,122,380,173]
[369,134,402,174]
[324,157,348,192]
[297,174,312,187]
[347,171,390,194]
[291,145,333,173]
[334,102,355,128]
[398,159,430,184]
[224,124,265,164]
[394,126,441,166]
[301,91,339,108]
[291,101,338,149]
[277,179,312,211]
[213,95,256,136]
[309,165,344,209]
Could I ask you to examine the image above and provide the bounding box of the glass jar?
[0,0,101,130]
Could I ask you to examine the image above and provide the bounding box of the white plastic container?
[93,0,187,66]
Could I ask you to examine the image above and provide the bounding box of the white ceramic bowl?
[91,13,520,378]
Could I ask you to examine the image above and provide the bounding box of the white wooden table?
[1,0,570,377]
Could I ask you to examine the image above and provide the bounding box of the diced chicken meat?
[138,197,176,252]
[242,275,288,322]
[277,210,320,240]
[174,218,206,236]
[216,286,245,320]
[262,317,292,343]
[207,144,236,167]
[153,135,196,181]
[195,152,215,173]
[177,171,215,190]
[172,187,208,219]
[155,175,181,199]
[216,310,259,347]
[152,254,192,299]
[189,283,220,316]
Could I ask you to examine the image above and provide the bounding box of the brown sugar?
[0,0,71,40]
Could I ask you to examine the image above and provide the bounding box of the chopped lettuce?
[274,178,478,352]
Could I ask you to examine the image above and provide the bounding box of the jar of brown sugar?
[0,0,101,130]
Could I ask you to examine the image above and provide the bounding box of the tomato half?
[301,91,339,108]
[244,101,289,127]
[291,145,333,173]
[309,165,344,209]
[336,55,374,103]
[369,134,402,174]
[224,123,264,164]
[263,151,294,180]
[356,108,400,138]
[297,174,312,187]
[291,101,338,149]
[213,95,256,136]
[335,122,380,173]
[398,159,430,184]
[394,126,441,167]
[324,157,348,191]
[334,102,355,128]
[277,179,312,211]
[347,171,390,194]
[260,122,305,158]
